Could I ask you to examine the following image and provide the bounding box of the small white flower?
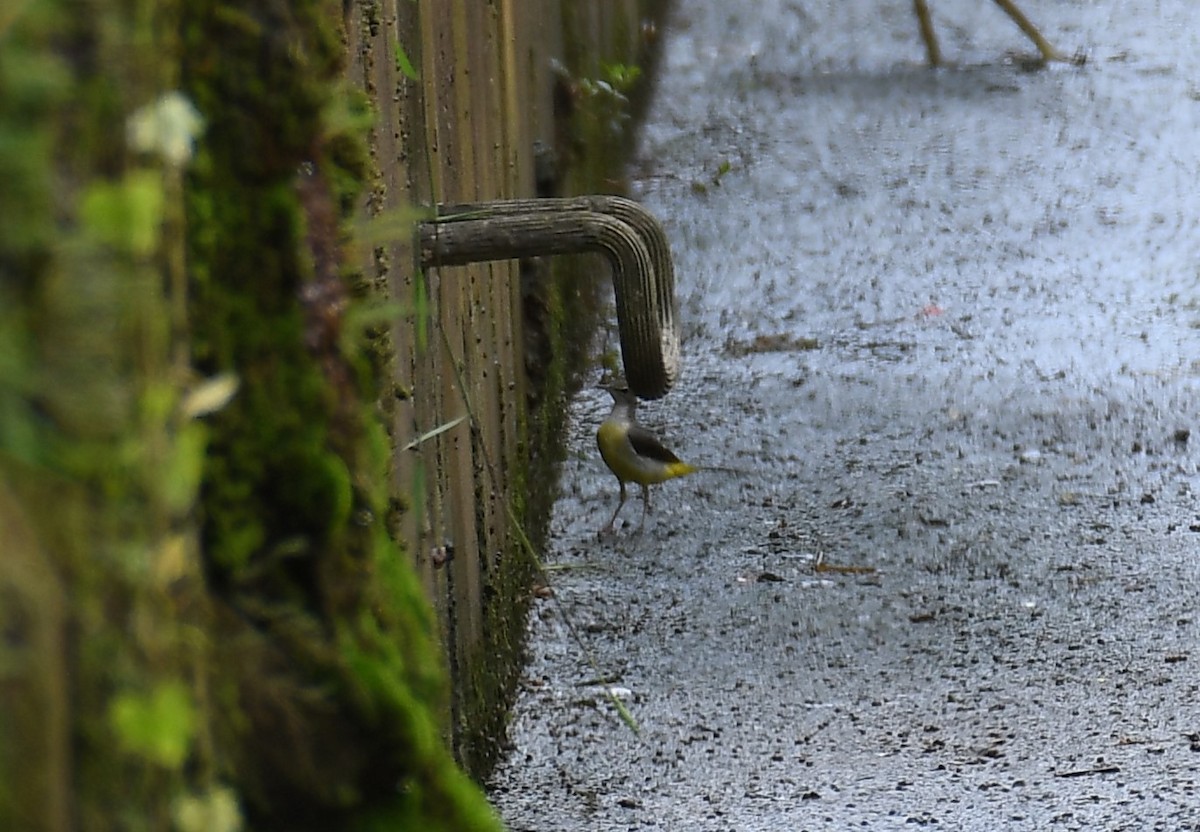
[127,92,204,167]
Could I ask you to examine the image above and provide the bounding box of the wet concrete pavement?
[490,2,1200,829]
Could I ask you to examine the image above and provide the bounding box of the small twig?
[1054,765,1121,778]
[402,415,466,451]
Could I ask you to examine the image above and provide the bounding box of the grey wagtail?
[596,384,697,534]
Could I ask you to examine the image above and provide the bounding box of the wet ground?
[490,2,1200,829]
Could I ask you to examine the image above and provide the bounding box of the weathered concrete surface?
[346,0,660,776]
[490,1,1200,828]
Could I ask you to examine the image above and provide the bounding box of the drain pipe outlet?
[418,197,680,400]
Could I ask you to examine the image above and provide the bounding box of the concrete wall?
[345,0,662,775]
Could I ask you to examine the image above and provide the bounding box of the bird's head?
[600,381,639,409]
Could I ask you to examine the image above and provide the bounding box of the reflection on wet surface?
[492,3,1200,829]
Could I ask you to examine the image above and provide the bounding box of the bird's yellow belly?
[597,421,688,485]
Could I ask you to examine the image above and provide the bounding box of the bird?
[912,0,1076,67]
[596,384,698,534]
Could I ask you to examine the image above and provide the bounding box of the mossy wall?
[0,0,661,829]
[348,0,665,778]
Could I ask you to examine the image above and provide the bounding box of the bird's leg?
[602,481,627,535]
[636,483,652,531]
[991,0,1065,64]
[912,0,943,67]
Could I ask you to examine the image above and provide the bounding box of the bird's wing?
[627,424,683,464]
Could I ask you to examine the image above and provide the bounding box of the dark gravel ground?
[490,2,1200,829]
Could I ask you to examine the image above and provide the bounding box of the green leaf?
[80,171,164,257]
[413,270,429,351]
[394,43,419,81]
[609,690,640,734]
[163,423,207,513]
[108,681,196,769]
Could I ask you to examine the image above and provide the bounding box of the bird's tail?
[666,461,699,479]
[695,464,751,475]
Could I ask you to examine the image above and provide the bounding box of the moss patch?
[0,0,504,827]
[181,0,503,827]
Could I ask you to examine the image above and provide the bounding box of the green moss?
[179,0,504,828]
[2,0,664,826]
[0,2,219,829]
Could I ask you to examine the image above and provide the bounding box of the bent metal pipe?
[418,197,680,400]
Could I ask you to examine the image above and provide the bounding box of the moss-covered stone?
[2,0,504,828]
[180,0,504,827]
